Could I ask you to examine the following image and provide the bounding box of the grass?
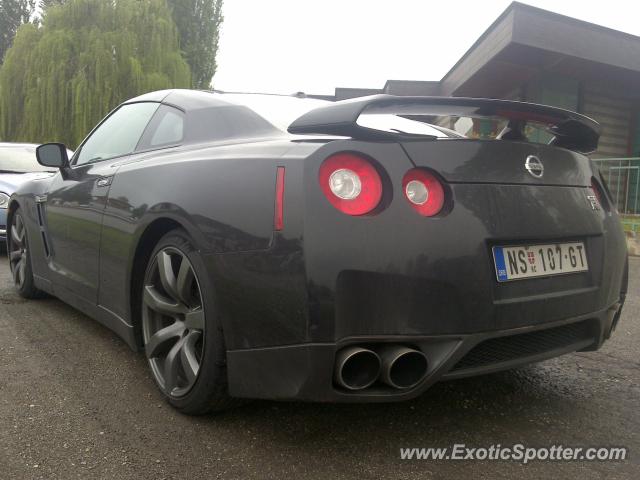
[620,214,640,234]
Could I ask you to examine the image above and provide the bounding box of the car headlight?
[0,192,9,209]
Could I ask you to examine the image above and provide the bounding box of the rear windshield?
[435,116,553,143]
[357,114,458,138]
[359,114,554,144]
[0,146,57,173]
[221,94,330,132]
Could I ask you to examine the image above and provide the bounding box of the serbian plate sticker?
[493,242,588,282]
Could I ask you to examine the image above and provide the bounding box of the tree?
[0,0,36,64]
[0,0,191,147]
[39,0,66,10]
[39,0,64,7]
[168,0,223,89]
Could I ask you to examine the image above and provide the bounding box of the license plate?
[493,241,588,282]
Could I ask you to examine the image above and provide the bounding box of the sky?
[213,0,640,95]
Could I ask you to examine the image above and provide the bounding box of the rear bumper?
[227,301,622,402]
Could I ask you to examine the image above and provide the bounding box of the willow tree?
[0,0,191,147]
[168,0,223,89]
[0,0,37,64]
[39,0,66,9]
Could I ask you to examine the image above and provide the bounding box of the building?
[334,2,640,160]
[332,2,640,217]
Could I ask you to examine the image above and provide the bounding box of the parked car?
[0,143,64,245]
[8,90,628,414]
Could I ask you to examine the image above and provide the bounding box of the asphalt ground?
[0,256,638,479]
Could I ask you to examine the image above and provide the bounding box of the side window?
[75,102,159,165]
[137,105,185,150]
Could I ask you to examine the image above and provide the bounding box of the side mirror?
[36,143,70,169]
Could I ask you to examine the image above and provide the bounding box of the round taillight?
[319,153,383,215]
[329,169,362,200]
[402,169,445,216]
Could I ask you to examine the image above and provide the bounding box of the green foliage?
[168,0,223,89]
[0,0,191,147]
[39,0,66,10]
[0,0,37,64]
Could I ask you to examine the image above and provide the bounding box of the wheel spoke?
[15,214,24,240]
[163,336,186,393]
[175,257,194,306]
[157,251,180,301]
[11,223,22,247]
[145,321,184,359]
[143,285,187,316]
[13,258,22,284]
[184,308,204,331]
[143,245,206,398]
[19,258,26,284]
[9,250,21,262]
[180,331,201,383]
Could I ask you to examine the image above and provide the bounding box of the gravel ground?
[0,256,638,479]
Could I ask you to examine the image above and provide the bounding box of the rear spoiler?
[287,95,601,154]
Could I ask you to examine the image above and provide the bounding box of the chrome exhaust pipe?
[334,347,381,390]
[378,346,428,389]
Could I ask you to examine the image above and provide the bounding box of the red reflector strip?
[274,166,285,231]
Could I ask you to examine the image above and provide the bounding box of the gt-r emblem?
[586,194,600,211]
[525,155,544,178]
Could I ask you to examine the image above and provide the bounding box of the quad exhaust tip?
[334,346,381,390]
[334,345,429,391]
[378,346,429,390]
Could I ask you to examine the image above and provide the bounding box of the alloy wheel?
[142,247,205,398]
[9,213,27,288]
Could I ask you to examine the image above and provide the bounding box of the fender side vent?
[41,232,50,257]
[36,203,44,226]
[35,203,51,258]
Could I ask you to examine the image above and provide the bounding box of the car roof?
[124,89,321,112]
[0,142,39,149]
[123,89,235,110]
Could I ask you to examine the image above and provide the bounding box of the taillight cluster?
[402,169,445,216]
[319,153,383,215]
[318,152,446,217]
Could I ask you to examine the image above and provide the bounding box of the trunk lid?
[401,140,592,186]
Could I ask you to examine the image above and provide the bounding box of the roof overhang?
[440,2,640,98]
[343,2,640,102]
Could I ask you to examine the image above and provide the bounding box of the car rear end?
[227,96,628,402]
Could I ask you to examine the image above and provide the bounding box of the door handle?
[96,176,113,187]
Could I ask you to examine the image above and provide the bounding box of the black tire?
[8,209,44,299]
[141,229,237,414]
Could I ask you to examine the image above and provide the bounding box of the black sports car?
[8,90,628,414]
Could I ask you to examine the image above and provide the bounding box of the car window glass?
[0,146,57,172]
[185,105,278,144]
[222,94,328,132]
[357,113,450,137]
[75,102,159,165]
[148,108,184,147]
